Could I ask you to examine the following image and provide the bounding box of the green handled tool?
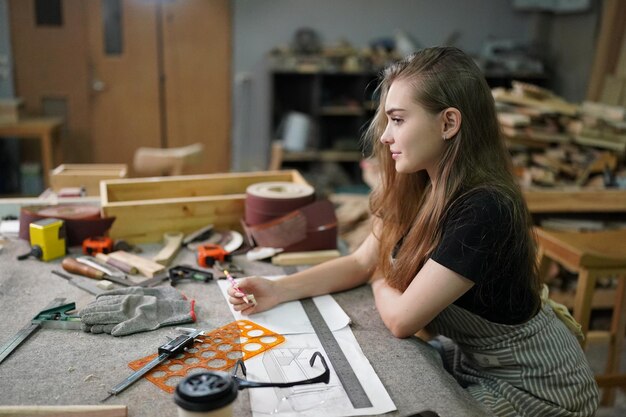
[0,298,81,365]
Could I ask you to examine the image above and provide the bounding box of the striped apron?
[428,303,599,417]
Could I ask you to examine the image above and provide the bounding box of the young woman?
[228,47,598,416]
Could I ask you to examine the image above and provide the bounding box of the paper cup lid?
[174,371,238,412]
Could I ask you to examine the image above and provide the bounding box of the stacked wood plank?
[494,81,626,189]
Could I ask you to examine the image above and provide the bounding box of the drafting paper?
[217,278,397,416]
[243,329,396,416]
[217,278,350,334]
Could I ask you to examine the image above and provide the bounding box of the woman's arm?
[229,230,380,314]
[372,259,474,338]
[276,231,380,302]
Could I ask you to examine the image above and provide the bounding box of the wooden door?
[9,0,92,163]
[10,0,231,173]
[88,0,231,172]
[161,0,231,173]
[86,0,162,167]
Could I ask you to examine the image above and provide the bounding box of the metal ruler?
[300,297,372,409]
[0,322,41,364]
[0,298,81,364]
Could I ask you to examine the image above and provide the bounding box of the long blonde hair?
[365,47,540,306]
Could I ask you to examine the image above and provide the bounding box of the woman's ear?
[441,107,462,140]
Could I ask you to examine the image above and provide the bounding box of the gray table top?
[0,238,488,417]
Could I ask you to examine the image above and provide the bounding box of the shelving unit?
[271,70,378,192]
[270,69,550,193]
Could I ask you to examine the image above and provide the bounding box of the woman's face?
[380,79,444,177]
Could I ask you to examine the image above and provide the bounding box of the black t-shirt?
[430,189,537,325]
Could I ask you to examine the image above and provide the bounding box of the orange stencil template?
[128,320,285,393]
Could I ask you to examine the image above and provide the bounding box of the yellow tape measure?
[29,218,66,261]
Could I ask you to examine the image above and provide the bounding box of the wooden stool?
[535,227,626,405]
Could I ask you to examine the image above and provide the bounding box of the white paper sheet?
[217,276,397,416]
[216,277,350,334]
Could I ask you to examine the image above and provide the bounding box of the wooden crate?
[100,170,309,243]
[51,164,128,196]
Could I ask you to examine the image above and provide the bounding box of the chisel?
[51,270,104,296]
[61,258,132,287]
[77,256,125,278]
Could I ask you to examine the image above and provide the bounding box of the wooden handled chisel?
[61,258,132,287]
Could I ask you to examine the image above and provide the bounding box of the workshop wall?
[0,0,14,98]
[0,0,601,181]
[231,0,599,172]
[0,0,20,195]
[547,0,600,106]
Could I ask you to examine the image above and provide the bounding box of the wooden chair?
[268,141,284,171]
[535,227,626,405]
[133,143,204,177]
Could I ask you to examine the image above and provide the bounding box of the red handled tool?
[83,236,113,255]
[196,244,231,268]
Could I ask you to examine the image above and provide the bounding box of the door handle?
[92,79,106,92]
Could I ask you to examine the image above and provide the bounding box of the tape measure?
[28,218,66,261]
[83,236,113,255]
[196,244,231,267]
[300,298,372,409]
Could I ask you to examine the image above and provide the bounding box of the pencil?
[224,269,255,305]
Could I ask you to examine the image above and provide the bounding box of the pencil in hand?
[224,269,256,306]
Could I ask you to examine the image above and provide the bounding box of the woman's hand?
[227,276,281,315]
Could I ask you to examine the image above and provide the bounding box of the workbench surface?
[0,238,488,417]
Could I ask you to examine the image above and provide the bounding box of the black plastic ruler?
[300,297,372,409]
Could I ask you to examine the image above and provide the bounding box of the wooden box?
[100,170,309,243]
[50,164,128,196]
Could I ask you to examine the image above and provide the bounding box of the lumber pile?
[494,81,626,189]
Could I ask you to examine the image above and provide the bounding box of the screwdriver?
[61,258,131,287]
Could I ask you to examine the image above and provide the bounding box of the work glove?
[79,286,196,336]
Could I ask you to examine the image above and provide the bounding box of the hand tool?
[61,257,131,287]
[196,243,231,267]
[153,232,184,266]
[129,322,284,394]
[51,270,104,296]
[96,252,138,274]
[224,269,255,305]
[16,218,66,262]
[77,255,125,277]
[101,328,204,401]
[215,259,244,275]
[108,251,165,277]
[82,236,113,255]
[168,265,213,286]
[182,224,214,246]
[0,298,81,365]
